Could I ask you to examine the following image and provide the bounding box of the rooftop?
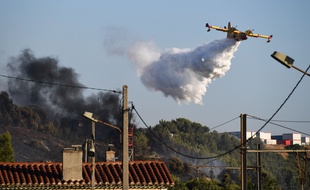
[0,160,174,189]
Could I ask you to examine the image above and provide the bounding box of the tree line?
[0,91,309,189]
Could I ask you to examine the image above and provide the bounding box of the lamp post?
[271,51,310,77]
[83,111,122,142]
[82,111,123,189]
[91,121,95,190]
[82,85,129,190]
[82,112,96,190]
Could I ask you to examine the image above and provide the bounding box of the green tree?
[262,173,280,190]
[134,129,150,160]
[169,157,184,173]
[0,131,14,162]
[186,178,222,190]
[0,91,15,125]
[168,175,188,190]
[221,172,232,188]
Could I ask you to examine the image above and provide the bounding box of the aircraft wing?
[205,23,229,32]
[247,33,273,43]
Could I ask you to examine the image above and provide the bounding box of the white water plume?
[128,38,240,104]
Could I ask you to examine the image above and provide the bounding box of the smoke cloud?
[127,38,240,104]
[6,49,123,127]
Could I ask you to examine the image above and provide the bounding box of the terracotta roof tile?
[0,161,174,189]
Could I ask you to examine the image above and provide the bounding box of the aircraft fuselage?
[227,32,248,41]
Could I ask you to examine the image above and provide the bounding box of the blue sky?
[0,1,309,136]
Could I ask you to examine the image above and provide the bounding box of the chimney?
[106,144,116,162]
[62,145,83,181]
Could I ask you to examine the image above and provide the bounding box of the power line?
[132,63,310,160]
[209,116,239,131]
[0,74,122,94]
[236,63,310,153]
[247,115,310,136]
[253,119,310,123]
[248,63,310,140]
[133,106,239,160]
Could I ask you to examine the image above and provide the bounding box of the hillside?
[0,90,123,162]
[0,124,121,162]
[264,144,288,159]
[0,125,67,161]
[1,91,309,189]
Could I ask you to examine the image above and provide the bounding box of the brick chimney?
[106,144,117,162]
[62,145,83,181]
[106,149,116,162]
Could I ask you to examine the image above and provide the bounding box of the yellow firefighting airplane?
[205,22,272,43]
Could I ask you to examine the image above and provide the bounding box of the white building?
[228,131,278,144]
[228,131,307,146]
[283,133,301,140]
[264,139,277,145]
[258,132,271,141]
[301,137,310,145]
[228,131,256,140]
[258,132,278,145]
[283,133,302,145]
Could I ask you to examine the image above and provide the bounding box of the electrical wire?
[133,106,240,160]
[247,115,310,136]
[4,61,307,160]
[246,63,310,141]
[132,63,310,160]
[209,116,239,131]
[0,74,122,93]
[253,119,310,123]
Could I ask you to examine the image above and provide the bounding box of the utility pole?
[240,114,247,190]
[247,149,310,190]
[91,121,95,190]
[256,144,262,190]
[296,151,307,190]
[122,85,129,190]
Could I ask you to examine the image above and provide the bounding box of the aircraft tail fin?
[228,22,231,30]
[227,22,232,38]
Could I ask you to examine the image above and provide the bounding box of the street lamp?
[271,51,310,77]
[83,111,97,122]
[82,85,129,190]
[83,111,122,142]
[82,112,96,190]
[83,111,123,190]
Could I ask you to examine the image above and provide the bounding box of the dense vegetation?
[0,91,58,134]
[135,119,309,189]
[0,91,309,189]
[0,131,14,162]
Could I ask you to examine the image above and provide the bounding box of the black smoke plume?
[6,49,125,136]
